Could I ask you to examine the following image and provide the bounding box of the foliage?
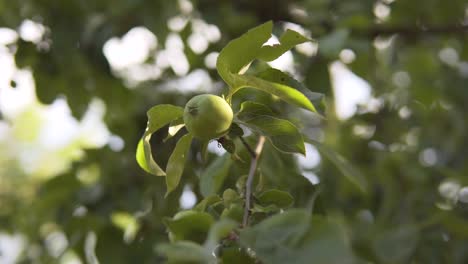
[1,0,468,263]
[133,22,348,262]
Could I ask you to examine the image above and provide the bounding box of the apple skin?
[183,94,233,140]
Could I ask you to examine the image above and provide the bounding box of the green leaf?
[306,138,368,193]
[166,133,193,197]
[257,67,324,109]
[239,209,355,264]
[222,188,240,208]
[164,210,215,243]
[110,212,140,243]
[216,21,273,84]
[256,189,294,209]
[372,226,419,263]
[135,104,184,176]
[159,219,236,264]
[215,21,316,113]
[229,73,317,112]
[257,29,311,61]
[441,213,468,237]
[136,138,159,174]
[318,29,349,58]
[163,117,185,142]
[204,219,237,253]
[251,204,280,214]
[237,102,305,154]
[237,101,274,117]
[219,138,236,154]
[221,247,256,264]
[156,241,212,264]
[228,123,244,138]
[146,104,184,133]
[200,139,210,163]
[221,204,244,223]
[200,153,233,197]
[194,195,222,212]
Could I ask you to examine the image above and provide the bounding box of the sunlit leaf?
[216,21,273,84]
[257,67,324,109]
[136,104,184,176]
[163,117,185,142]
[216,21,316,113]
[110,212,140,243]
[257,29,310,61]
[229,73,317,112]
[165,133,193,196]
[237,101,305,154]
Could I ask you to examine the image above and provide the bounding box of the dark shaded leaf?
[256,189,294,209]
[164,210,214,243]
[318,29,349,58]
[156,241,212,263]
[200,153,232,197]
[306,138,368,193]
[240,209,355,264]
[237,102,305,154]
[372,226,419,263]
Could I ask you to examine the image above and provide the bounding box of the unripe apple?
[183,94,233,140]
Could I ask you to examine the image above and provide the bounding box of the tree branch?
[358,23,468,38]
[242,136,266,227]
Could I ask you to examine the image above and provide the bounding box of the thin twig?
[239,136,256,158]
[242,136,266,227]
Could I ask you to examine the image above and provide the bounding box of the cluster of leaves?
[136,21,364,263]
[2,0,468,263]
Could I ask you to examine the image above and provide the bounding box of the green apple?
[183,94,233,140]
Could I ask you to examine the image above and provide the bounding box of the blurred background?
[1,0,468,263]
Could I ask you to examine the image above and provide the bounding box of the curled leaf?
[136,104,184,176]
[166,133,194,196]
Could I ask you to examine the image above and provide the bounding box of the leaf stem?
[242,136,266,227]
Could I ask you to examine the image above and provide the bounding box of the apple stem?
[242,136,266,227]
